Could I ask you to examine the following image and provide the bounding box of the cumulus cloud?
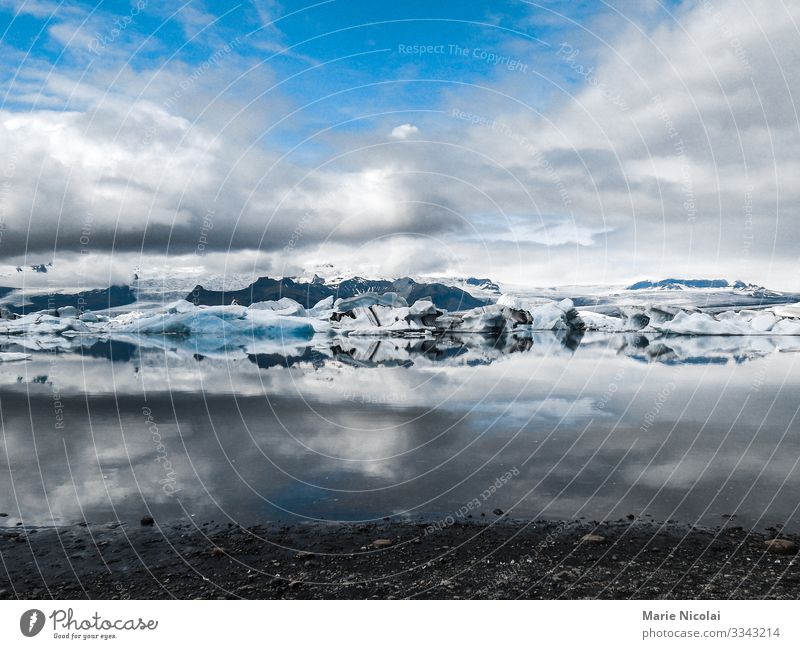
[389,123,419,139]
[0,0,799,289]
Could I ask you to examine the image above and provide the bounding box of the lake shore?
[1,518,797,599]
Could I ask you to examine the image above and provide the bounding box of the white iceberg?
[107,302,317,339]
[331,295,441,335]
[576,302,800,336]
[0,351,31,362]
[498,295,584,331]
[2,287,800,346]
[248,297,307,317]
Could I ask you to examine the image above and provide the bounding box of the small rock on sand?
[553,568,581,582]
[140,515,155,526]
[579,533,606,544]
[372,539,393,548]
[764,539,796,555]
[295,551,314,560]
[493,508,504,516]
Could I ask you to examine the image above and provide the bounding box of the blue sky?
[0,0,798,289]
[0,0,678,143]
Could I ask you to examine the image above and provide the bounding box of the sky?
[0,0,798,290]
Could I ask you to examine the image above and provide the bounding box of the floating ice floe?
[2,291,800,344]
[575,303,800,336]
[329,293,554,336]
[329,292,439,335]
[497,295,585,331]
[0,351,31,361]
[106,301,319,338]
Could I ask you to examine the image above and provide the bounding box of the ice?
[498,295,585,331]
[0,311,90,335]
[437,304,531,334]
[578,311,629,332]
[248,297,307,317]
[651,311,750,335]
[108,302,317,339]
[0,352,31,362]
[335,292,408,311]
[496,294,528,310]
[771,318,800,335]
[748,313,778,332]
[2,286,800,352]
[575,302,800,336]
[650,305,800,336]
[57,306,80,318]
[332,299,440,335]
[307,296,335,319]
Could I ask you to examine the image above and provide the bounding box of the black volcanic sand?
[1,518,797,599]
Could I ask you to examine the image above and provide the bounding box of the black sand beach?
[2,518,797,599]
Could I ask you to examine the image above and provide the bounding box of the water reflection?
[0,332,798,531]
[3,328,799,368]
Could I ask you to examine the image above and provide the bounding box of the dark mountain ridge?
[627,278,731,290]
[1,285,136,315]
[187,276,489,311]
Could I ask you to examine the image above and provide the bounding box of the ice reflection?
[0,331,798,531]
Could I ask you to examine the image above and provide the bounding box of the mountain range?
[187,276,490,311]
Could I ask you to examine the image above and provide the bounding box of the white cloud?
[389,123,419,140]
[2,0,800,290]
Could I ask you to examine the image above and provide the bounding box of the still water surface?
[1,332,798,530]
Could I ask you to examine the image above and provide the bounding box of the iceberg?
[107,301,317,339]
[0,351,31,362]
[2,284,800,350]
[331,294,441,335]
[575,302,800,336]
[497,295,584,331]
[248,297,308,317]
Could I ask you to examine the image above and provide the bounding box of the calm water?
[1,332,798,530]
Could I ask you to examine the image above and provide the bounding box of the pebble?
[493,508,504,516]
[764,539,796,555]
[295,551,315,560]
[579,533,606,544]
[210,547,226,557]
[0,513,8,517]
[553,568,581,583]
[372,539,393,548]
[140,516,155,527]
